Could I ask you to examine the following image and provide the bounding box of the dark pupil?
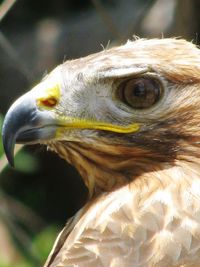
[133,83,146,98]
[121,78,160,109]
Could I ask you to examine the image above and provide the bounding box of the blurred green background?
[0,0,200,266]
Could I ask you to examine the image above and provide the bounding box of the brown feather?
[44,38,200,266]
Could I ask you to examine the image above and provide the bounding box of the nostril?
[35,82,61,110]
[41,97,58,107]
[37,96,58,109]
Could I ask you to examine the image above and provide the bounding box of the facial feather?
[45,39,200,196]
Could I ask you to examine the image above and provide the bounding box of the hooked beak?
[2,92,58,167]
[2,88,140,167]
[2,73,140,167]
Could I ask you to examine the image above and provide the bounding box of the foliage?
[0,114,4,158]
[0,114,39,173]
[31,226,59,264]
[15,151,39,174]
[0,226,58,266]
[0,261,33,267]
[0,114,59,266]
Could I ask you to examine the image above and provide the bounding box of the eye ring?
[117,77,162,109]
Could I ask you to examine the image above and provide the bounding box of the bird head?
[2,38,200,195]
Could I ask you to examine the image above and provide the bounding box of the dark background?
[0,0,199,266]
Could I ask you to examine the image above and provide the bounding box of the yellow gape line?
[57,117,140,134]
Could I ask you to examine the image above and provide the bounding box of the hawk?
[2,38,200,267]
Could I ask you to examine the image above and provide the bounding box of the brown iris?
[118,77,161,109]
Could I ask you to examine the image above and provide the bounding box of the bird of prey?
[2,38,200,267]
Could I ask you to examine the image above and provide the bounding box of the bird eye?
[118,77,162,109]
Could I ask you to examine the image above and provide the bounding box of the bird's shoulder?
[44,167,200,267]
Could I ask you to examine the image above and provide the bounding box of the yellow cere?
[36,83,61,109]
[56,117,140,136]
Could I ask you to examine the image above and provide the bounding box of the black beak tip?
[4,146,15,168]
[2,121,15,168]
